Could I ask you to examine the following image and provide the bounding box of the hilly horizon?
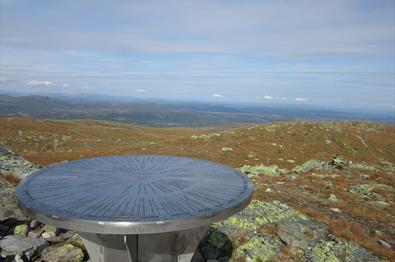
[1,93,393,127]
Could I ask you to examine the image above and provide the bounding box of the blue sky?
[0,0,394,109]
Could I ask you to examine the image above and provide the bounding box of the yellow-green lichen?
[239,165,287,177]
[13,224,28,236]
[308,238,382,262]
[43,224,57,233]
[41,243,84,262]
[311,241,341,262]
[233,235,280,261]
[220,200,302,234]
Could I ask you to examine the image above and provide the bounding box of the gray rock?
[378,239,392,249]
[0,179,25,221]
[59,230,74,240]
[201,245,221,259]
[306,237,383,262]
[0,235,48,260]
[0,223,11,237]
[233,235,281,261]
[29,220,40,229]
[277,217,329,249]
[42,231,56,239]
[28,229,43,239]
[0,143,39,179]
[13,254,25,262]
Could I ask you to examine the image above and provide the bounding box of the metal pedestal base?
[79,226,208,262]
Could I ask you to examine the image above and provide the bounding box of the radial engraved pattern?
[17,155,253,222]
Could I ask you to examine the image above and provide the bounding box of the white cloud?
[26,80,53,87]
[281,97,287,101]
[62,84,69,88]
[136,89,146,93]
[263,95,273,100]
[336,98,343,102]
[213,93,223,98]
[295,97,309,102]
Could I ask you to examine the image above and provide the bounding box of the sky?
[0,0,394,109]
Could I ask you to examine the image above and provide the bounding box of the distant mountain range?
[0,93,393,126]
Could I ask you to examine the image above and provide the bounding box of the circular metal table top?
[16,155,253,234]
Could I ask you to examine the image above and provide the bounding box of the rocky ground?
[0,118,394,261]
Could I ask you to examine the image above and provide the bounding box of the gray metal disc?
[16,155,253,234]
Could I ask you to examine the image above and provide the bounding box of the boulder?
[306,237,382,262]
[277,217,329,249]
[40,243,84,262]
[0,235,47,260]
[233,235,281,261]
[0,144,39,179]
[14,224,28,236]
[240,164,287,177]
[0,179,25,221]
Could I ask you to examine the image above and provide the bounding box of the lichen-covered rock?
[292,155,349,174]
[43,224,58,234]
[292,159,325,174]
[233,235,281,261]
[349,162,377,171]
[197,227,233,260]
[0,235,48,260]
[40,243,84,262]
[348,183,393,201]
[276,217,329,249]
[14,224,28,236]
[307,237,383,262]
[0,144,39,178]
[221,147,233,152]
[217,200,304,236]
[66,234,85,250]
[206,227,229,249]
[190,133,221,141]
[240,164,287,177]
[0,179,24,220]
[328,155,348,169]
[328,194,338,202]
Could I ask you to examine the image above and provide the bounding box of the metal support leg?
[79,233,137,262]
[79,226,208,262]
